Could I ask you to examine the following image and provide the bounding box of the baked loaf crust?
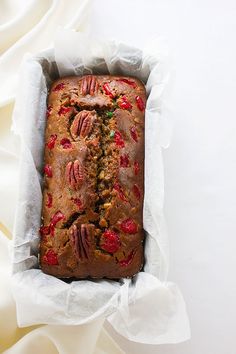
[39,75,146,279]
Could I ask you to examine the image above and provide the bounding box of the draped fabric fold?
[0,0,90,106]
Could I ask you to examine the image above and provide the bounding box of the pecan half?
[69,223,94,262]
[70,111,95,140]
[81,75,99,96]
[65,160,84,190]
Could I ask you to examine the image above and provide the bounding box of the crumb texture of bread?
[39,75,146,279]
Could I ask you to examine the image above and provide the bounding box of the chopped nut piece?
[99,218,108,228]
[104,203,111,209]
[99,170,105,179]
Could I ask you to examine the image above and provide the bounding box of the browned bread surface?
[39,75,146,279]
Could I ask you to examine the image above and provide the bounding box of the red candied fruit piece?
[103,83,114,98]
[48,210,64,237]
[53,82,65,92]
[113,183,128,202]
[135,96,145,111]
[119,250,135,266]
[46,105,52,118]
[58,106,72,116]
[120,218,138,234]
[134,161,140,175]
[71,198,83,210]
[46,193,53,208]
[46,134,57,149]
[118,96,132,110]
[133,184,141,200]
[100,230,120,253]
[120,154,129,167]
[39,212,62,238]
[114,131,125,148]
[44,164,52,177]
[50,226,55,237]
[50,211,65,227]
[117,78,137,88]
[130,126,138,142]
[60,138,72,149]
[43,249,59,265]
[39,225,50,236]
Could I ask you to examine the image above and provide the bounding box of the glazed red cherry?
[114,131,125,148]
[46,134,57,149]
[39,225,50,236]
[120,154,129,167]
[72,198,83,210]
[53,82,65,92]
[135,96,145,111]
[46,105,52,118]
[50,226,55,237]
[133,184,141,200]
[43,249,59,265]
[100,230,120,253]
[117,79,137,88]
[39,224,55,238]
[44,164,52,177]
[50,211,65,227]
[119,250,135,266]
[113,183,128,202]
[134,161,140,175]
[58,106,71,116]
[120,218,138,234]
[60,138,72,149]
[103,83,114,98]
[118,96,132,110]
[130,126,138,142]
[46,193,53,208]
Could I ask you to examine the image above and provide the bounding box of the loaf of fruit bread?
[39,75,146,279]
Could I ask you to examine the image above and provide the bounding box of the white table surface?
[91,1,236,353]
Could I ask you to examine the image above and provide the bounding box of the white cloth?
[0,0,90,106]
[0,1,124,353]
